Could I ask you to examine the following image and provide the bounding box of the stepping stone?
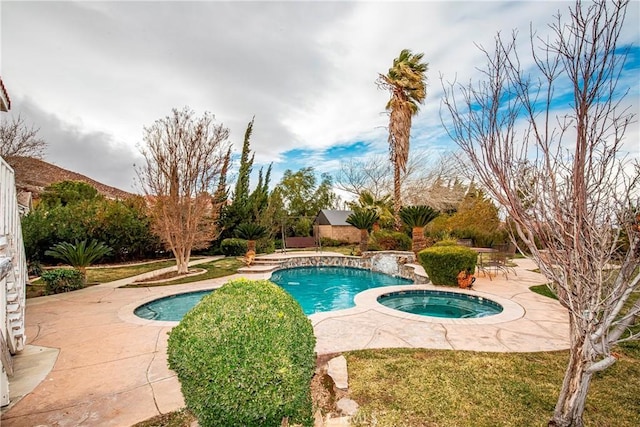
[327,355,348,390]
[336,397,359,416]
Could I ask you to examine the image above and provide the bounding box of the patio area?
[1,255,569,426]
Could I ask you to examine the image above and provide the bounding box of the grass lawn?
[30,259,179,285]
[529,284,558,300]
[27,257,242,296]
[87,259,180,283]
[120,257,243,287]
[346,347,640,427]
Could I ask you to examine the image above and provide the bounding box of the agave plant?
[400,205,439,253]
[45,239,112,280]
[346,209,379,254]
[235,223,268,254]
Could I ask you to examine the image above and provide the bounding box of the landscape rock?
[327,355,348,390]
[336,397,359,416]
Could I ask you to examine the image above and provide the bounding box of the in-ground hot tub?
[377,289,503,319]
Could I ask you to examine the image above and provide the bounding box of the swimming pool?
[134,266,413,320]
[377,289,503,318]
[271,266,412,315]
[134,290,212,321]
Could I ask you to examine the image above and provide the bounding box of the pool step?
[237,264,281,274]
[251,258,283,265]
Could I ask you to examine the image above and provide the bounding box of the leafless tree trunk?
[0,114,46,160]
[442,1,638,426]
[137,107,230,274]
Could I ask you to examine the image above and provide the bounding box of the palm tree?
[348,190,394,231]
[400,205,438,253]
[346,209,379,254]
[377,49,428,230]
[45,239,112,281]
[235,223,268,254]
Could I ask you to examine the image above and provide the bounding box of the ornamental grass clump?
[167,279,316,427]
[418,245,477,286]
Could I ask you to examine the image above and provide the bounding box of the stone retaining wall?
[273,251,429,284]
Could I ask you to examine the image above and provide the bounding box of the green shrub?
[220,238,248,256]
[320,237,350,247]
[167,279,316,427]
[366,240,383,251]
[432,238,459,247]
[27,260,43,277]
[370,229,412,251]
[40,268,85,294]
[256,238,275,254]
[418,246,478,286]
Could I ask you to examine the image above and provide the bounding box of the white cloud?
[1,0,637,192]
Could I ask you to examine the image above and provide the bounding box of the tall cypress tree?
[233,116,255,206]
[218,117,259,239]
[248,163,272,223]
[213,147,232,205]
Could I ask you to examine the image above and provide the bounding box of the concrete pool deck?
[1,254,569,426]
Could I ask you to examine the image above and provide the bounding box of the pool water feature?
[134,266,412,321]
[377,289,503,318]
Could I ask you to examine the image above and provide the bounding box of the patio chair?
[484,243,517,279]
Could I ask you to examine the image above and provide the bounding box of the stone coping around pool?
[351,284,525,325]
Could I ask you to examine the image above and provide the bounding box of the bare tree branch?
[441,1,638,425]
[0,114,47,159]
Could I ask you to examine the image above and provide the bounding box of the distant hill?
[6,156,135,200]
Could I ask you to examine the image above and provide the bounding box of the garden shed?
[314,209,360,244]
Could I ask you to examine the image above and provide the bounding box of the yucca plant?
[45,239,112,281]
[400,205,439,253]
[346,209,379,254]
[235,223,268,254]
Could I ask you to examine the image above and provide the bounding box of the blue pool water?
[134,290,212,321]
[377,289,503,318]
[271,267,412,315]
[134,266,412,320]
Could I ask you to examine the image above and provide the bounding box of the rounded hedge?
[220,238,248,256]
[167,279,316,427]
[418,245,478,286]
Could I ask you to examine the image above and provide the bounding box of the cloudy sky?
[1,0,638,195]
